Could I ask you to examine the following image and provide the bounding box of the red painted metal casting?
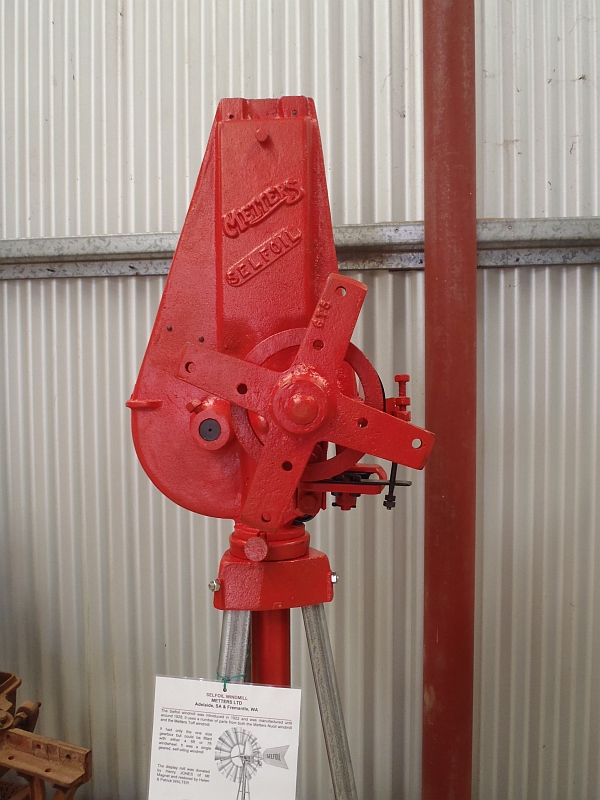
[128,99,435,664]
[178,271,432,533]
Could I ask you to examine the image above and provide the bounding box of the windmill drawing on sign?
[215,728,262,800]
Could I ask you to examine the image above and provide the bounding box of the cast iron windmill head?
[127,96,434,546]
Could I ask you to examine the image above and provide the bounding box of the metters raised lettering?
[222,179,304,237]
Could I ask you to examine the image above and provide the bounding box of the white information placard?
[148,676,301,800]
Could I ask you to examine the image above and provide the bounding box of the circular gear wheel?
[230,328,385,481]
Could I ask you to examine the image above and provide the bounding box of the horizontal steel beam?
[1,218,598,280]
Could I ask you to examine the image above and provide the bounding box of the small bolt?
[244,535,269,562]
[298,491,320,514]
[395,374,409,396]
[255,128,269,143]
[392,374,411,421]
[384,462,398,510]
[331,572,339,584]
[209,580,221,592]
[199,418,222,442]
[286,393,319,425]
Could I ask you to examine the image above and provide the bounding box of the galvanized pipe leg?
[217,610,250,688]
[302,604,358,800]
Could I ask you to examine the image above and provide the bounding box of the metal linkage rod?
[217,610,250,688]
[302,604,357,800]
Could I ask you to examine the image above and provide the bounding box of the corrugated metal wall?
[0,272,427,800]
[1,2,599,799]
[477,0,599,219]
[475,265,600,800]
[0,0,425,237]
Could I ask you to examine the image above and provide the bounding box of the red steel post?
[251,610,291,687]
[422,0,477,798]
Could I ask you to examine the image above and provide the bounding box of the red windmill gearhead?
[127,96,434,612]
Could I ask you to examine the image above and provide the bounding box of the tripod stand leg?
[217,610,250,687]
[302,604,358,800]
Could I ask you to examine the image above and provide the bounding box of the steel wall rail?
[0,218,598,280]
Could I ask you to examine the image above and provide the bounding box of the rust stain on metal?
[0,672,91,800]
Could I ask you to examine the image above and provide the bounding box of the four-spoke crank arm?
[321,393,433,471]
[178,273,434,531]
[242,429,317,529]
[177,348,279,414]
[291,274,366,381]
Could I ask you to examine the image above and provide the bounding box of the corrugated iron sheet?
[2,0,596,239]
[2,266,599,800]
[0,271,427,800]
[1,2,599,799]
[475,265,600,800]
[477,0,599,218]
[0,0,425,239]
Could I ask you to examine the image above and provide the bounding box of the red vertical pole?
[251,610,291,687]
[422,0,477,798]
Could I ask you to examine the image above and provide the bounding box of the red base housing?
[214,546,334,612]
